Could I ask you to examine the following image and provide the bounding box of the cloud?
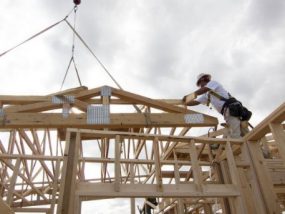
[82,198,130,214]
[1,1,285,212]
[245,0,285,37]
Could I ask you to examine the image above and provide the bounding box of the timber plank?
[1,112,218,128]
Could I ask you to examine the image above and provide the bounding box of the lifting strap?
[206,90,228,106]
[0,7,75,58]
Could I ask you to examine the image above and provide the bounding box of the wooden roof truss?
[0,86,284,214]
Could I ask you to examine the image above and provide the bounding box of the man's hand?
[183,93,197,104]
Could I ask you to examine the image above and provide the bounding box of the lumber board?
[0,197,14,214]
[245,102,285,141]
[76,183,240,198]
[0,86,284,214]
[247,141,281,213]
[49,86,88,96]
[189,140,203,190]
[67,129,243,144]
[0,86,88,105]
[111,87,195,113]
[114,135,121,192]
[184,92,197,104]
[0,112,218,128]
[0,95,49,105]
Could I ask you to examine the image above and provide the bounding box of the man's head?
[196,73,211,87]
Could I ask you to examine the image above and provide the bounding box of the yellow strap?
[208,90,225,100]
[207,90,227,107]
[207,93,211,106]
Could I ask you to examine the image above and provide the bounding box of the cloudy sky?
[0,0,285,213]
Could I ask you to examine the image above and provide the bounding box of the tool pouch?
[222,98,252,121]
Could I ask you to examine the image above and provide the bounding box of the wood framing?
[0,86,284,214]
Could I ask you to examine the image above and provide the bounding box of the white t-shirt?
[196,80,230,113]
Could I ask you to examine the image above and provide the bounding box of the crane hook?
[73,0,81,5]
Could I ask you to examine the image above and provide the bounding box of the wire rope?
[0,7,74,58]
[60,6,83,90]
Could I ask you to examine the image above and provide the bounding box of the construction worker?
[183,73,248,138]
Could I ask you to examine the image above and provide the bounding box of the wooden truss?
[0,85,284,214]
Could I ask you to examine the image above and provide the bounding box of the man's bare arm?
[194,87,210,95]
[186,100,200,106]
[182,87,210,105]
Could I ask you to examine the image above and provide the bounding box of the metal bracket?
[0,108,4,117]
[51,95,75,104]
[87,105,110,124]
[52,95,74,118]
[184,114,204,124]
[62,103,70,118]
[101,86,112,97]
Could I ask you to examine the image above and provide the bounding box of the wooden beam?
[0,154,209,166]
[6,158,20,206]
[18,130,54,180]
[111,87,214,115]
[12,199,55,208]
[114,135,121,192]
[0,96,49,105]
[12,207,50,212]
[245,102,285,141]
[153,137,163,191]
[5,102,61,113]
[239,143,267,214]
[173,151,180,185]
[50,160,61,214]
[269,123,285,161]
[0,112,218,128]
[74,86,102,100]
[57,132,70,214]
[130,164,135,214]
[0,98,184,106]
[61,132,80,214]
[50,86,88,96]
[4,98,89,113]
[189,140,203,191]
[0,154,63,160]
[68,129,243,145]
[0,86,88,105]
[246,141,281,214]
[225,141,247,214]
[76,183,240,198]
[0,197,14,214]
[184,92,197,104]
[0,158,48,201]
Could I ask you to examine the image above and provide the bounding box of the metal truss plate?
[87,105,110,124]
[0,108,4,116]
[101,86,112,97]
[184,114,204,124]
[51,95,75,104]
[62,105,70,118]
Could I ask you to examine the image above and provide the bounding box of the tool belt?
[208,91,252,121]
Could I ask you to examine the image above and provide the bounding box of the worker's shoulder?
[208,80,220,84]
[206,80,221,87]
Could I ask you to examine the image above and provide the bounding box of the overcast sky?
[1,0,285,213]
